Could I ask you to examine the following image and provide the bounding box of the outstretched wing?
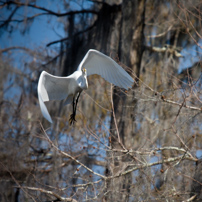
[77,49,134,89]
[37,71,72,123]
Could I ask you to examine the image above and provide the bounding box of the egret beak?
[82,68,87,74]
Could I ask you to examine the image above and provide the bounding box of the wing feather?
[38,71,72,102]
[37,71,72,123]
[78,49,134,90]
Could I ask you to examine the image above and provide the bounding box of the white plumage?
[38,49,134,124]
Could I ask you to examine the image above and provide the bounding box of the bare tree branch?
[46,23,96,47]
[1,1,98,17]
[110,155,197,179]
[0,46,34,54]
[23,186,77,202]
[145,45,183,57]
[0,4,19,28]
[40,123,107,180]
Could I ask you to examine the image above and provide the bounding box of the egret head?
[82,68,87,75]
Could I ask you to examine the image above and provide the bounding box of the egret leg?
[69,97,76,125]
[69,92,81,125]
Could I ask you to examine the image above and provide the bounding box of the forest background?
[1,0,202,201]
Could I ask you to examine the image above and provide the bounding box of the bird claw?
[69,113,77,125]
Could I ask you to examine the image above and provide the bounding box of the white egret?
[38,49,134,124]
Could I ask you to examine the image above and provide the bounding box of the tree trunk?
[106,0,145,201]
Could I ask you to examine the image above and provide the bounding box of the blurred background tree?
[0,0,202,201]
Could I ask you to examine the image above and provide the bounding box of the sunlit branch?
[145,45,183,57]
[68,179,102,188]
[131,73,202,111]
[160,96,202,111]
[40,123,107,180]
[22,186,77,202]
[109,155,197,179]
[112,146,195,158]
[182,195,197,202]
[146,24,173,38]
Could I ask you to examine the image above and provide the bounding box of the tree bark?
[106,0,145,201]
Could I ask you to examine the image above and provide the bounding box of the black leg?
[69,96,76,125]
[69,92,81,125]
[75,92,81,112]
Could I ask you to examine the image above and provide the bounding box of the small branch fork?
[34,123,197,201]
[131,72,202,112]
[40,123,106,180]
[40,121,198,178]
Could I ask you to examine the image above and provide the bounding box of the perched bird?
[38,49,134,124]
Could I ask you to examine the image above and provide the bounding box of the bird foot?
[69,113,77,125]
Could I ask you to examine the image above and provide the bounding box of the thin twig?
[110,85,127,150]
[40,123,107,180]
